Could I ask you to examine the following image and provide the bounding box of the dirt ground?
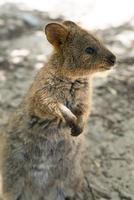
[0,3,134,200]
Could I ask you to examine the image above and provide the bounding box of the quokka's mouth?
[99,64,111,71]
[100,65,114,71]
[100,56,116,70]
[102,61,116,70]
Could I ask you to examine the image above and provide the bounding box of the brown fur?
[0,21,116,200]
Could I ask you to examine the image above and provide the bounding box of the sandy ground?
[0,3,134,200]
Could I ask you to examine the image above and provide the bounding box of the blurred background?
[0,0,134,199]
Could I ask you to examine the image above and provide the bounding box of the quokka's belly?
[27,128,84,191]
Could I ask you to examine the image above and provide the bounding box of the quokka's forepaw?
[59,103,77,122]
[59,103,83,136]
[70,124,83,137]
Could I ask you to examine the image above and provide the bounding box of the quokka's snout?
[101,47,116,70]
[106,53,116,66]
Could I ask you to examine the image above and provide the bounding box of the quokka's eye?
[85,47,95,54]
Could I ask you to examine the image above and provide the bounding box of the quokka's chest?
[51,79,89,105]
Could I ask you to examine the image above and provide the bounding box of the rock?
[21,13,41,27]
[0,3,63,40]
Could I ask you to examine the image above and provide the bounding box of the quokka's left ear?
[45,23,69,48]
[63,20,77,28]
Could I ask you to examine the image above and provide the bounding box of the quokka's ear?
[63,21,77,28]
[45,23,69,48]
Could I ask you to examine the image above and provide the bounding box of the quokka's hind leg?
[15,190,35,200]
[2,188,36,200]
[16,193,25,200]
[1,157,26,200]
[1,179,25,200]
[56,188,65,200]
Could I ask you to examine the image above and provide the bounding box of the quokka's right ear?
[45,23,69,48]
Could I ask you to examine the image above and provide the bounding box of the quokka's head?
[45,21,116,77]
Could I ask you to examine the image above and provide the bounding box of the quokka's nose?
[107,54,116,65]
